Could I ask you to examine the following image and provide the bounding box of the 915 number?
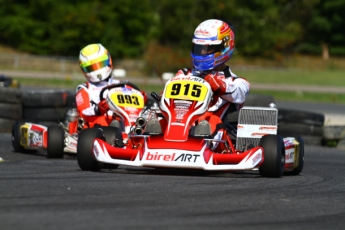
[170,83,201,97]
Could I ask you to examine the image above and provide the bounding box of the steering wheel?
[99,81,141,101]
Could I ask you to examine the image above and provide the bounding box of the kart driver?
[74,43,147,131]
[174,19,250,149]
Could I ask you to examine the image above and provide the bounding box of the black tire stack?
[225,94,276,123]
[22,89,75,126]
[277,108,325,146]
[0,87,75,132]
[0,88,23,132]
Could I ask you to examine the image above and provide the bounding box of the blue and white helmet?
[191,19,235,71]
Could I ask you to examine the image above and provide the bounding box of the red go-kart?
[77,75,304,177]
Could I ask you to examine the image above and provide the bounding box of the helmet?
[191,19,235,71]
[79,44,113,83]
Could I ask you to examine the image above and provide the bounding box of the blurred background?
[0,0,344,104]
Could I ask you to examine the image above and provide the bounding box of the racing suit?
[174,66,250,147]
[74,78,121,131]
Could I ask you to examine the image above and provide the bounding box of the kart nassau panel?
[20,123,48,149]
[106,87,144,133]
[283,137,301,171]
[91,136,265,171]
[159,77,213,142]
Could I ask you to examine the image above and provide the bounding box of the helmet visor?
[192,43,223,56]
[80,54,111,73]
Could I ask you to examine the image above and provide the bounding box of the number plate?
[109,91,144,108]
[165,80,209,101]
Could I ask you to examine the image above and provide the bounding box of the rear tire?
[77,128,103,171]
[11,120,37,153]
[47,125,65,158]
[259,135,285,178]
[11,120,27,153]
[287,135,304,175]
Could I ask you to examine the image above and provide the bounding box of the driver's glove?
[204,74,226,95]
[95,99,109,115]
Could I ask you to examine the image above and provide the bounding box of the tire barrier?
[0,87,75,132]
[22,89,75,123]
[277,108,325,146]
[0,88,23,132]
[225,94,276,123]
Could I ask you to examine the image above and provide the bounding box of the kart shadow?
[102,166,261,178]
[11,149,47,158]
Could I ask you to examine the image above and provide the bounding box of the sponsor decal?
[175,154,200,163]
[195,29,211,37]
[28,131,43,147]
[76,93,84,106]
[190,77,205,83]
[285,152,294,161]
[251,133,270,137]
[146,152,175,161]
[145,152,201,163]
[252,152,262,165]
[259,126,277,130]
[170,76,191,81]
[214,55,229,65]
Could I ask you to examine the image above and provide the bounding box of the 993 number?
[117,95,139,105]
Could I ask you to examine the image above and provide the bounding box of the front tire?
[259,135,285,178]
[77,128,103,171]
[47,125,65,159]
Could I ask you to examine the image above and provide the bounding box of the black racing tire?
[0,103,22,120]
[22,90,74,107]
[286,135,304,175]
[0,87,22,104]
[23,107,67,122]
[278,122,323,136]
[245,94,276,107]
[278,108,324,126]
[0,118,16,133]
[12,120,27,152]
[11,120,36,153]
[259,135,285,178]
[77,128,103,171]
[47,125,65,159]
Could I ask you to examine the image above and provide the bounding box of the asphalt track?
[0,132,344,230]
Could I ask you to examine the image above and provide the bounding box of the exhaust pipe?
[77,118,84,132]
[134,127,143,135]
[136,117,146,127]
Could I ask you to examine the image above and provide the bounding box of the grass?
[250,89,345,104]
[233,69,345,86]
